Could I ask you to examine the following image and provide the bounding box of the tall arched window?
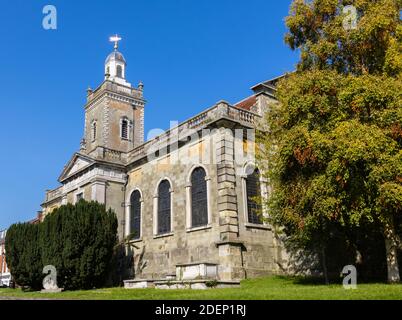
[116,65,123,78]
[157,180,171,234]
[191,167,208,228]
[245,168,263,224]
[130,190,141,239]
[91,121,97,142]
[120,118,130,140]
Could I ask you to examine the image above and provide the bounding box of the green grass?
[0,276,401,300]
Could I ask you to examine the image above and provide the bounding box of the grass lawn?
[0,276,401,300]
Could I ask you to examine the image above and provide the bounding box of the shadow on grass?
[275,275,390,286]
[273,275,328,286]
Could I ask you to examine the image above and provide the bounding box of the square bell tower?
[81,36,145,155]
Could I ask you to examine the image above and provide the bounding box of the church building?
[41,38,288,286]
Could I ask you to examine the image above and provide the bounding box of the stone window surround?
[116,65,123,78]
[125,188,144,241]
[153,231,174,239]
[120,117,133,141]
[185,165,212,232]
[241,162,270,230]
[91,119,97,142]
[153,177,174,237]
[73,188,85,204]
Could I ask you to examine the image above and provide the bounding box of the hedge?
[5,200,117,290]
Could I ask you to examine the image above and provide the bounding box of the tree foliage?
[260,0,401,282]
[5,223,42,290]
[285,0,401,75]
[5,200,117,290]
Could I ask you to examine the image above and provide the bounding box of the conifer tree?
[6,200,118,290]
[5,223,42,290]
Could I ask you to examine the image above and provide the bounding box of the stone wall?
[42,201,61,217]
[125,137,221,279]
[106,180,126,240]
[123,126,285,281]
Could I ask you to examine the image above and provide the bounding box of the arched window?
[130,190,141,239]
[116,65,123,78]
[120,118,130,140]
[245,168,263,224]
[157,180,171,234]
[191,167,208,228]
[91,121,97,142]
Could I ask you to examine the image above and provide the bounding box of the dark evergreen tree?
[6,200,118,290]
[40,200,118,290]
[5,223,42,290]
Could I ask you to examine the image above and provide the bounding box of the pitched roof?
[234,95,257,111]
[58,152,95,182]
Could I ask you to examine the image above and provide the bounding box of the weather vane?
[109,34,122,51]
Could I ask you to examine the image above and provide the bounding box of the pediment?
[58,153,95,182]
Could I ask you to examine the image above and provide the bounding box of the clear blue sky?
[0,0,298,229]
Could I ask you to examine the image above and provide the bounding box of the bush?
[5,200,118,290]
[5,223,42,290]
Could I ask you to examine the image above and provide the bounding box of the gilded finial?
[109,34,122,51]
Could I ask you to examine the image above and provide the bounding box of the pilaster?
[215,124,245,280]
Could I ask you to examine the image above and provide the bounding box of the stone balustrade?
[87,80,143,104]
[45,186,63,203]
[72,101,259,170]
[103,147,125,162]
[126,102,259,164]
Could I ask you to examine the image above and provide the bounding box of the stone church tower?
[82,38,145,155]
[41,38,144,240]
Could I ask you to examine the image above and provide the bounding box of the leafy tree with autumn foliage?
[260,0,401,283]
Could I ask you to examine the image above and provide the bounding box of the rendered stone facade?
[41,42,288,282]
[0,229,11,287]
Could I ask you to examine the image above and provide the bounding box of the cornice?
[85,89,145,111]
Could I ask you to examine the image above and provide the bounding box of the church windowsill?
[186,225,212,233]
[153,232,174,239]
[244,223,271,230]
[128,238,143,244]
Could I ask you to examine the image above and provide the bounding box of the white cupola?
[105,35,131,87]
